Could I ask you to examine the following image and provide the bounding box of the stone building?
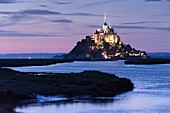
[64,15,149,60]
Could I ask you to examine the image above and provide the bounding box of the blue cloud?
[155,27,170,32]
[114,25,170,32]
[83,0,123,7]
[0,10,99,17]
[54,1,70,5]
[87,25,147,30]
[0,11,15,14]
[22,9,61,15]
[0,10,61,27]
[39,1,70,8]
[87,24,170,32]
[0,10,61,15]
[114,25,147,29]
[122,21,167,25]
[40,5,47,7]
[51,19,73,23]
[0,13,36,27]
[160,14,170,16]
[86,25,101,28]
[0,21,13,27]
[0,9,99,28]
[0,30,64,37]
[64,12,101,16]
[0,0,16,3]
[145,0,162,2]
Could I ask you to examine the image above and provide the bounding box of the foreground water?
[12,61,170,113]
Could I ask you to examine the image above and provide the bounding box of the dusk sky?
[0,0,170,53]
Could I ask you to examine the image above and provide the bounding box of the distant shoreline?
[0,59,73,67]
[124,59,170,65]
[0,58,170,68]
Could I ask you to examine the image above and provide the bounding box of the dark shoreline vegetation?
[0,68,134,113]
[125,59,170,64]
[0,59,73,67]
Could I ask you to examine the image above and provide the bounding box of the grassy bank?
[0,68,134,112]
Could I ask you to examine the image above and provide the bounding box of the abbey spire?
[104,12,107,24]
[103,12,108,31]
[102,13,114,34]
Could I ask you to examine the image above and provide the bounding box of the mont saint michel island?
[64,15,149,60]
[1,0,170,113]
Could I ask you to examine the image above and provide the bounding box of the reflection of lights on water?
[28,57,32,59]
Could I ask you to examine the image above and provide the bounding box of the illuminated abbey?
[92,14,121,45]
[65,14,149,60]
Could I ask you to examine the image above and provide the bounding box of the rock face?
[65,17,149,60]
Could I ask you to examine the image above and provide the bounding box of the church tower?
[102,13,114,34]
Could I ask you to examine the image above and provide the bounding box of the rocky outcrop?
[64,37,149,60]
[64,18,149,60]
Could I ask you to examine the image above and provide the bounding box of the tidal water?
[13,61,170,113]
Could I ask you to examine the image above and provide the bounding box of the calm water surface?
[13,61,170,113]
